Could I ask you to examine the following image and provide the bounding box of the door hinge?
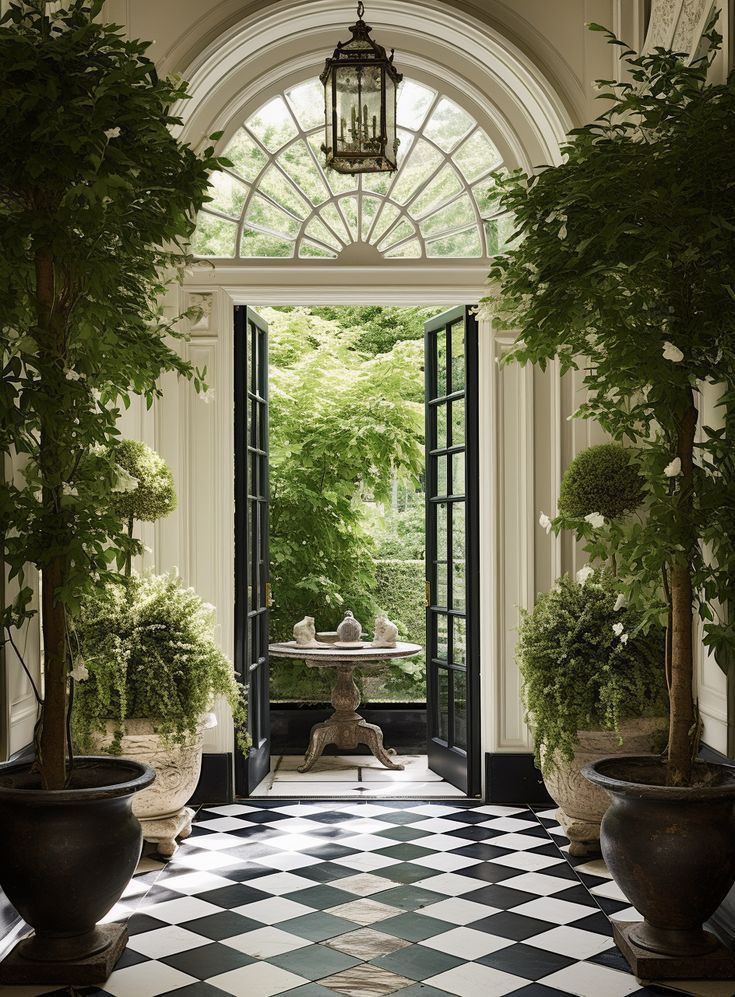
[265,582,273,608]
[425,580,431,608]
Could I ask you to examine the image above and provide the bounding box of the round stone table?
[268,641,423,773]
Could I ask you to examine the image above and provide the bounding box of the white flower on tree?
[612,622,624,637]
[576,564,594,585]
[539,512,552,534]
[70,658,89,682]
[614,593,627,611]
[662,341,684,362]
[111,466,138,493]
[104,127,121,140]
[584,512,605,529]
[620,632,629,644]
[664,457,682,478]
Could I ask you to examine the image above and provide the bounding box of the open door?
[234,305,271,795]
[425,306,480,795]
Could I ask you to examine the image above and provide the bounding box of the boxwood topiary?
[111,438,177,526]
[558,443,644,521]
[72,573,250,755]
[517,571,667,771]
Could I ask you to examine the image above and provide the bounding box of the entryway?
[233,305,481,799]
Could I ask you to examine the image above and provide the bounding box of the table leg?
[298,664,404,772]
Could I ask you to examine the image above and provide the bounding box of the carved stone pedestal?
[613,920,735,980]
[140,805,195,858]
[555,807,603,857]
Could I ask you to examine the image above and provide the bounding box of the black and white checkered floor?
[6,800,733,997]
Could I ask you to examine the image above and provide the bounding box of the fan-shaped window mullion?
[300,127,356,239]
[375,206,416,252]
[382,91,441,204]
[236,128,279,256]
[364,193,392,246]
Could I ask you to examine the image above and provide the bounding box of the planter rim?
[99,711,218,736]
[583,754,735,801]
[0,756,155,803]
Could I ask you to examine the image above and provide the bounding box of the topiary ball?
[111,439,177,523]
[558,443,644,521]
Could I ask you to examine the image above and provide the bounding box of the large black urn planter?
[584,754,735,980]
[0,756,155,986]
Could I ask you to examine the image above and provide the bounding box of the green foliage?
[373,559,426,700]
[0,0,221,785]
[308,306,438,359]
[517,572,667,771]
[558,444,644,521]
[72,573,249,754]
[266,307,424,644]
[372,502,426,560]
[110,439,177,524]
[486,24,735,780]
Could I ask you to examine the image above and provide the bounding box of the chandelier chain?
[357,2,365,20]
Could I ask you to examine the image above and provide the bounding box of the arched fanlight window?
[192,77,514,261]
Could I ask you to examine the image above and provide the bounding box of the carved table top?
[268,641,422,667]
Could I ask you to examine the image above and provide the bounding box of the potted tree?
[73,572,249,857]
[0,0,220,983]
[486,22,735,978]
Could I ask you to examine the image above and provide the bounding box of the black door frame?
[424,305,481,796]
[234,305,271,796]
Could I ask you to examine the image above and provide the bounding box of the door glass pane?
[451,323,465,391]
[453,617,467,666]
[435,332,447,398]
[452,452,465,497]
[435,562,448,608]
[436,503,448,561]
[436,455,448,497]
[454,669,467,750]
[250,399,259,449]
[435,402,447,450]
[436,614,449,660]
[453,501,466,560]
[452,562,466,611]
[248,453,258,497]
[438,667,450,742]
[451,398,465,446]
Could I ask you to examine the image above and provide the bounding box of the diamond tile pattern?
[18,801,705,996]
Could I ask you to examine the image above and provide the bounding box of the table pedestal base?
[298,664,404,773]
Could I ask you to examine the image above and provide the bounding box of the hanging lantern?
[320,1,403,174]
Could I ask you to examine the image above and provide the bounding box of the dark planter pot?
[0,756,155,965]
[584,755,735,959]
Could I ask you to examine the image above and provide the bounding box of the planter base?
[613,921,735,980]
[555,807,601,857]
[0,923,128,985]
[140,805,194,858]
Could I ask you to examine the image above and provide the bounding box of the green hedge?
[270,558,426,703]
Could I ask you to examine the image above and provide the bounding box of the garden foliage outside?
[265,306,431,703]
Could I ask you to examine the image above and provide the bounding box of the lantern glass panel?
[385,73,397,168]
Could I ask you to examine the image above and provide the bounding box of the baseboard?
[189,752,233,807]
[485,751,555,806]
[271,703,427,755]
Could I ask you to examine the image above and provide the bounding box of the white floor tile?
[166,849,240,872]
[541,961,643,996]
[426,959,528,996]
[242,871,316,895]
[510,896,598,925]
[609,905,644,922]
[411,851,482,872]
[202,803,261,816]
[418,898,500,924]
[208,961,309,997]
[525,924,615,959]
[574,857,614,878]
[485,816,539,832]
[222,925,312,958]
[233,897,315,923]
[410,817,467,833]
[334,872,397,896]
[105,960,197,997]
[161,871,236,895]
[499,871,578,896]
[490,850,565,872]
[331,852,402,872]
[127,925,211,959]
[273,767,361,781]
[421,925,514,960]
[251,851,323,871]
[413,872,482,896]
[195,815,254,832]
[591,879,628,902]
[489,832,548,851]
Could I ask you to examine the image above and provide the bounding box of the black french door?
[234,306,271,795]
[425,306,480,795]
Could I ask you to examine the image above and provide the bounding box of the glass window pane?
[206,171,248,217]
[371,203,401,244]
[340,196,359,241]
[285,79,324,130]
[240,228,293,258]
[454,129,502,181]
[191,212,237,257]
[420,195,475,238]
[436,615,449,662]
[436,503,448,562]
[384,238,421,259]
[278,141,330,205]
[408,165,462,218]
[472,179,503,218]
[378,218,416,253]
[453,501,466,560]
[436,454,448,497]
[435,402,447,450]
[246,195,301,238]
[435,332,447,398]
[450,399,465,447]
[361,195,381,241]
[437,667,450,742]
[304,217,343,252]
[452,452,465,497]
[451,323,465,392]
[423,97,474,151]
[452,562,466,611]
[223,129,268,182]
[246,97,299,152]
[300,241,336,258]
[397,80,436,129]
[427,226,482,258]
[435,562,448,609]
[454,670,467,750]
[259,166,310,219]
[319,201,352,244]
[390,139,443,204]
[453,617,467,666]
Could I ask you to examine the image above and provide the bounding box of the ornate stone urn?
[90,713,216,857]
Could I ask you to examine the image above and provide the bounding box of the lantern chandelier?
[320,1,403,174]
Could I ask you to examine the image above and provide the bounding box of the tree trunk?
[35,249,68,790]
[666,395,698,786]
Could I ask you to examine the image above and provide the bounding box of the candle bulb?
[340,117,345,143]
[372,114,377,139]
[363,104,368,136]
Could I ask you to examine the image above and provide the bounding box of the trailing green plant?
[72,573,249,754]
[558,444,644,521]
[517,572,667,772]
[486,22,735,785]
[0,0,221,788]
